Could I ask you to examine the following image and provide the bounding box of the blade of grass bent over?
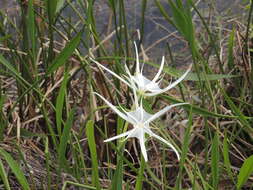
[0,148,30,190]
[46,31,82,75]
[236,155,253,189]
[0,159,11,190]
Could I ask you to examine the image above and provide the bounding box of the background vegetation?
[0,0,252,189]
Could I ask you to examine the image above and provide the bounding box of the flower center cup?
[137,123,145,128]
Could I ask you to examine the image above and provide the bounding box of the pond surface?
[0,0,246,65]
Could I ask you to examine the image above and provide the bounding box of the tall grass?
[0,0,252,189]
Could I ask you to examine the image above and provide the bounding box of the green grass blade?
[223,133,235,183]
[27,0,36,62]
[56,0,66,14]
[0,148,30,190]
[62,181,99,190]
[110,117,125,190]
[98,56,238,81]
[211,133,220,189]
[46,0,57,24]
[228,28,235,70]
[135,156,146,190]
[160,95,243,119]
[0,159,11,190]
[44,137,52,190]
[46,31,82,75]
[58,109,74,170]
[167,0,189,36]
[56,72,69,136]
[221,88,253,133]
[86,120,101,190]
[0,54,22,80]
[237,155,253,189]
[0,94,6,140]
[154,0,175,27]
[176,106,193,189]
[146,61,238,81]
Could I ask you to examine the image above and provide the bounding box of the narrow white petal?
[145,103,188,124]
[94,92,133,124]
[91,58,131,87]
[146,129,180,160]
[152,56,165,83]
[123,65,139,106]
[146,65,192,96]
[127,127,141,139]
[140,99,144,121]
[138,130,148,161]
[134,42,140,74]
[124,64,132,78]
[133,84,139,107]
[140,61,145,74]
[118,104,138,124]
[104,130,133,142]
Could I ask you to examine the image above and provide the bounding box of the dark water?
[0,0,246,65]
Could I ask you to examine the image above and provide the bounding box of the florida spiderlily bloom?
[94,92,187,162]
[91,42,191,97]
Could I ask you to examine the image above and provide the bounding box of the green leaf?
[46,32,82,75]
[211,133,220,189]
[56,72,69,136]
[160,95,242,119]
[176,106,193,188]
[237,155,253,189]
[46,0,58,23]
[20,128,45,138]
[154,0,175,27]
[147,61,238,81]
[135,156,146,190]
[56,0,66,14]
[167,0,189,38]
[111,117,125,190]
[0,149,30,190]
[0,54,22,79]
[223,133,234,183]
[27,0,36,59]
[221,88,253,134]
[58,109,74,170]
[86,120,101,190]
[228,28,235,70]
[0,159,11,190]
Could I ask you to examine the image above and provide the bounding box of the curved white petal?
[124,64,132,79]
[134,42,140,74]
[145,103,188,124]
[119,104,138,124]
[104,130,133,142]
[94,92,133,124]
[145,128,180,160]
[152,56,165,83]
[146,65,192,96]
[139,131,148,161]
[127,128,140,140]
[127,106,153,123]
[145,81,161,92]
[91,58,131,87]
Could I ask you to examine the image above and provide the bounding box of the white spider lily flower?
[91,43,191,97]
[127,42,192,96]
[94,92,187,162]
